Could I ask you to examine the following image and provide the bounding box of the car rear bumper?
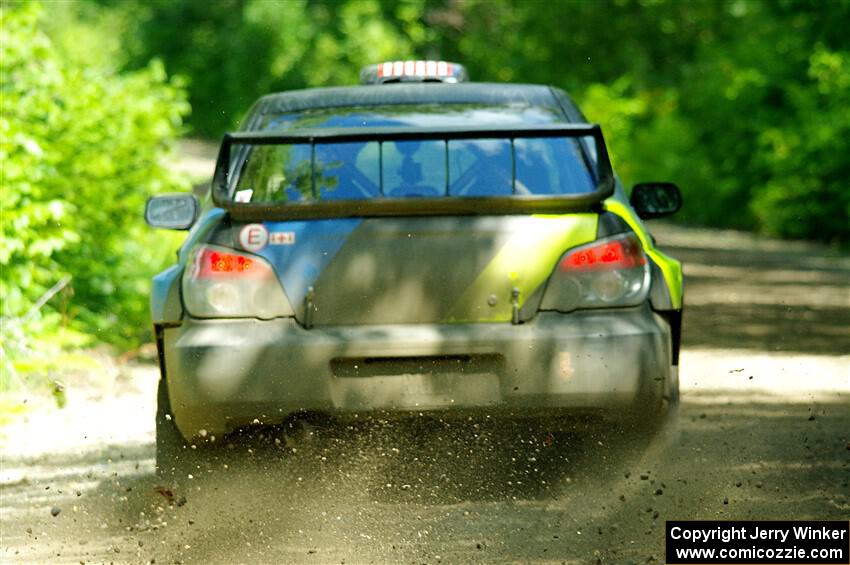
[162,306,672,440]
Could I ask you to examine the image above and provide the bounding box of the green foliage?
[122,0,418,137]
[428,0,850,242]
[115,0,850,243]
[750,47,850,241]
[0,2,189,384]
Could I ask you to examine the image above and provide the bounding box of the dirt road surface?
[2,223,848,565]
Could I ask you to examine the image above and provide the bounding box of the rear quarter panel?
[603,197,683,310]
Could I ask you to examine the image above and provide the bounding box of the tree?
[0,2,189,379]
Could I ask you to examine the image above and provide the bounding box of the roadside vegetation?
[1,3,188,392]
[1,0,848,393]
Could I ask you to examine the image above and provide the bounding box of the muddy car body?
[146,62,684,468]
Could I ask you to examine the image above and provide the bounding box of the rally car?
[145,61,683,475]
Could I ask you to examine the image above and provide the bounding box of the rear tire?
[644,363,680,435]
[668,364,680,404]
[664,364,680,421]
[620,363,679,440]
[156,378,197,485]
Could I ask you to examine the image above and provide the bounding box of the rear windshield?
[232,105,596,202]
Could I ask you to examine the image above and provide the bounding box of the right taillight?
[182,244,294,319]
[540,233,650,312]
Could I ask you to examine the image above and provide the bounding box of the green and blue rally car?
[145,60,684,475]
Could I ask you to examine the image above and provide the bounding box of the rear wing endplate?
[211,124,615,220]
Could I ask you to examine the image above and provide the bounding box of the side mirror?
[630,182,682,219]
[145,194,198,230]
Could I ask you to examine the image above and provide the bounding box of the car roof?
[253,83,565,115]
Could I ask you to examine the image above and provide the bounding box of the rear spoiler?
[211,124,614,221]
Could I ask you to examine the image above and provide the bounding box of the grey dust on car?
[144,60,684,480]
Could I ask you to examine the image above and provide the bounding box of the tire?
[667,364,680,407]
[155,378,197,485]
[663,363,681,425]
[620,362,679,440]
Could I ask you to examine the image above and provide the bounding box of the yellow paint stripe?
[604,199,683,309]
[445,214,598,322]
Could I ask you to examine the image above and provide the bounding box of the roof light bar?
[360,60,469,85]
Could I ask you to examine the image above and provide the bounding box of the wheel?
[637,363,680,436]
[667,364,680,407]
[155,378,199,485]
[616,361,679,440]
[663,363,681,426]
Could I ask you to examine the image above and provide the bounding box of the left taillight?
[540,233,650,312]
[182,244,294,319]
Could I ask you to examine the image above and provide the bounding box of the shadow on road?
[650,224,850,355]
[683,302,849,354]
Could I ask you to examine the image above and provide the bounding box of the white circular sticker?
[238,223,268,252]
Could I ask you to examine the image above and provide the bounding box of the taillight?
[560,236,646,271]
[199,249,259,277]
[541,233,650,311]
[183,245,294,319]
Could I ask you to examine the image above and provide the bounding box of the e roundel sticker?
[238,223,268,251]
[238,224,296,251]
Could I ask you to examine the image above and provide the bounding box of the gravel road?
[2,223,848,565]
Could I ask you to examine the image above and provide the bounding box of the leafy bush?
[0,3,189,386]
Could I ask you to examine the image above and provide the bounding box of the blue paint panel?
[255,219,362,306]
